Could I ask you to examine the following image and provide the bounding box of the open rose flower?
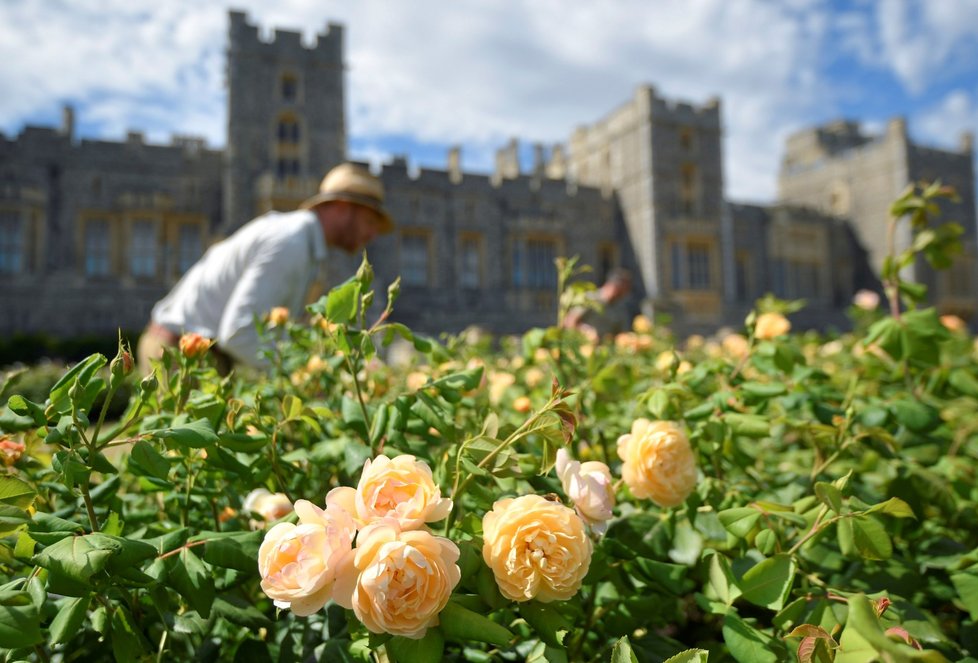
[243,488,293,528]
[333,521,460,639]
[853,289,880,311]
[0,438,25,466]
[941,314,967,334]
[482,494,592,602]
[258,500,356,616]
[555,448,615,534]
[617,419,697,508]
[754,312,791,340]
[326,454,452,531]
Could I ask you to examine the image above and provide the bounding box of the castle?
[0,11,974,341]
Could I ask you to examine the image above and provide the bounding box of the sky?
[1,0,977,203]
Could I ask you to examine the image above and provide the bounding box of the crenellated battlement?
[228,10,342,59]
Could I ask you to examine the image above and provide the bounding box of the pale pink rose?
[754,312,791,340]
[617,419,697,508]
[554,449,615,534]
[327,454,453,530]
[333,521,460,639]
[257,499,356,616]
[243,488,293,527]
[721,333,750,359]
[482,494,592,602]
[853,289,880,311]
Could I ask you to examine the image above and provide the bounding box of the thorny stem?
[80,481,100,532]
[91,382,118,448]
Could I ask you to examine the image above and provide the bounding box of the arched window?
[281,73,298,102]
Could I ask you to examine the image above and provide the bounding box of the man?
[137,163,393,374]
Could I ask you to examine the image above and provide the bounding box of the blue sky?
[1,0,977,202]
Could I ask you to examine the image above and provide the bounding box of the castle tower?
[224,11,346,232]
[568,86,725,329]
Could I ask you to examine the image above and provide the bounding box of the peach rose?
[754,312,791,340]
[268,307,290,326]
[258,500,356,616]
[482,494,592,602]
[326,454,452,530]
[243,488,293,527]
[941,314,967,333]
[632,314,653,334]
[488,371,516,405]
[178,332,212,358]
[721,333,750,359]
[853,289,880,311]
[524,367,545,388]
[333,521,460,639]
[554,449,615,534]
[617,419,697,507]
[406,371,428,391]
[513,396,532,413]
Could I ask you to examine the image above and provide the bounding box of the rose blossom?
[243,488,293,527]
[554,448,615,534]
[754,312,791,340]
[721,333,750,359]
[482,494,592,602]
[617,419,697,508]
[333,521,460,639]
[326,454,452,530]
[258,500,356,616]
[853,289,880,311]
[0,438,25,466]
[178,332,211,358]
[268,306,290,326]
[941,314,967,333]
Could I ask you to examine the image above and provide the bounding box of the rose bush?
[0,185,976,662]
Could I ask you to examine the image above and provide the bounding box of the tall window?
[735,252,751,302]
[281,74,298,102]
[460,235,482,289]
[671,240,711,290]
[401,233,430,286]
[680,164,697,216]
[277,117,300,144]
[129,219,156,278]
[598,243,616,283]
[526,239,557,289]
[0,212,23,275]
[688,242,711,290]
[84,219,111,277]
[178,224,202,275]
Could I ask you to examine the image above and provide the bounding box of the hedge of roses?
[0,185,977,662]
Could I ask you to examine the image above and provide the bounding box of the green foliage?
[0,206,976,662]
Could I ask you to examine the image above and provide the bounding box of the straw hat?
[300,163,394,233]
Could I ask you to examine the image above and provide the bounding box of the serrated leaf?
[722,612,784,663]
[663,649,709,663]
[0,476,35,510]
[611,636,639,663]
[0,591,43,649]
[153,419,218,448]
[386,629,445,663]
[520,601,571,647]
[865,497,915,519]
[166,548,214,618]
[814,482,843,514]
[130,440,171,481]
[718,507,761,538]
[49,595,91,644]
[739,554,796,611]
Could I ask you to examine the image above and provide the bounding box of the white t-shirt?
[152,209,328,367]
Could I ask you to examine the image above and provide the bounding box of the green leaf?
[154,419,219,448]
[722,612,785,663]
[6,394,46,426]
[386,629,445,663]
[212,597,273,630]
[718,507,761,538]
[724,413,770,438]
[49,595,91,644]
[949,369,978,398]
[739,554,796,611]
[111,606,147,663]
[708,553,741,606]
[611,636,639,663]
[198,531,262,572]
[814,482,843,514]
[32,535,116,584]
[0,476,36,510]
[48,354,107,414]
[166,548,215,618]
[663,650,710,663]
[838,594,947,662]
[439,600,512,647]
[129,440,171,481]
[838,515,891,561]
[326,278,361,324]
[740,382,787,399]
[890,400,939,433]
[281,395,303,420]
[865,497,916,519]
[0,591,43,649]
[520,602,571,647]
[951,571,978,621]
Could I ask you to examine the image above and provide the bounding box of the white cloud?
[914,88,978,151]
[0,0,974,203]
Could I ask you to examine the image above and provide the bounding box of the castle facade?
[0,11,974,341]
